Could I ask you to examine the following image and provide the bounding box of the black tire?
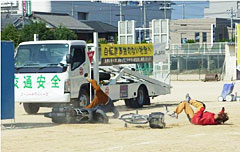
[127,86,147,108]
[124,99,132,108]
[77,89,90,108]
[23,103,40,114]
[92,109,109,124]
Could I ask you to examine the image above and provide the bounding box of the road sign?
[87,51,94,63]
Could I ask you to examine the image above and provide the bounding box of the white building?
[204,1,240,19]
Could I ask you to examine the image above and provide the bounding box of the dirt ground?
[2,81,240,152]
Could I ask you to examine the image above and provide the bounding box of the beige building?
[169,18,237,44]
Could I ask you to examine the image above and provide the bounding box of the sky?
[171,1,209,20]
[1,0,210,20]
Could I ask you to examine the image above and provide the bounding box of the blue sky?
[171,1,209,20]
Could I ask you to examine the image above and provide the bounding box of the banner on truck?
[237,24,240,71]
[101,43,154,65]
[15,73,65,102]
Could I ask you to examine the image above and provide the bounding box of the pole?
[231,7,233,42]
[22,1,25,27]
[120,2,123,21]
[227,7,235,42]
[34,34,39,41]
[139,30,141,43]
[143,1,147,40]
[164,0,167,19]
[93,32,99,84]
[182,3,185,19]
[10,2,13,15]
[89,59,92,101]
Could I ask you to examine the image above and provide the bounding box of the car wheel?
[23,103,40,114]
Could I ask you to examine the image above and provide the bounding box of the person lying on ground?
[169,94,229,125]
[84,78,119,118]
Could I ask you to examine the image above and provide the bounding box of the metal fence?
[170,43,226,81]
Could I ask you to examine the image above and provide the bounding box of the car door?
[69,45,89,98]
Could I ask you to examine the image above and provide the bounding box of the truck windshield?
[15,44,69,68]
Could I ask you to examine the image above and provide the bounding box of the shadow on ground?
[2,122,58,130]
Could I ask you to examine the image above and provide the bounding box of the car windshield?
[15,44,69,68]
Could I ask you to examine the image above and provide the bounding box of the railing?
[169,42,226,81]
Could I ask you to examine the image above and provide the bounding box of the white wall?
[31,0,51,13]
[204,1,237,19]
[224,44,236,81]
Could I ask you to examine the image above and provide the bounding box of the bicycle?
[120,113,149,124]
[120,110,166,129]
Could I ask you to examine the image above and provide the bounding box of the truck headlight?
[64,79,71,93]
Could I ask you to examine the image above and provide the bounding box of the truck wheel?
[126,86,147,108]
[136,86,145,108]
[78,89,90,108]
[23,103,40,114]
[124,99,132,108]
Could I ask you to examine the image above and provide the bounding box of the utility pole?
[181,3,185,19]
[10,2,13,15]
[22,1,25,27]
[160,0,172,19]
[227,7,236,42]
[143,1,147,40]
[164,0,167,19]
[120,1,123,21]
[177,3,185,19]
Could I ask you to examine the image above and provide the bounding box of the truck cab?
[15,40,90,114]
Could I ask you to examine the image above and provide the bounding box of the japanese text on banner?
[101,44,154,58]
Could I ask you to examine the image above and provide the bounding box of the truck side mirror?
[66,54,71,64]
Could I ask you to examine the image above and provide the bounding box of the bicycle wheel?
[120,113,149,124]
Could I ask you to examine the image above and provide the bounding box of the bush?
[186,39,195,43]
[1,22,77,48]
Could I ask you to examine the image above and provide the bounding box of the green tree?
[19,22,53,42]
[1,22,78,47]
[54,25,77,40]
[1,24,20,47]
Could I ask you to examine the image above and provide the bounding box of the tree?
[1,22,77,48]
[18,22,54,42]
[1,24,20,47]
[54,25,77,40]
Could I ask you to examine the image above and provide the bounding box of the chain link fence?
[170,43,226,81]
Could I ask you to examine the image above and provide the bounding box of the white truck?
[14,40,171,114]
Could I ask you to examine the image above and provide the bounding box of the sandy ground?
[2,81,240,152]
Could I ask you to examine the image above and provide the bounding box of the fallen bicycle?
[120,111,166,129]
[44,105,109,124]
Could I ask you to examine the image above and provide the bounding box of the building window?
[202,32,207,42]
[181,38,187,44]
[78,12,88,20]
[195,32,200,42]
